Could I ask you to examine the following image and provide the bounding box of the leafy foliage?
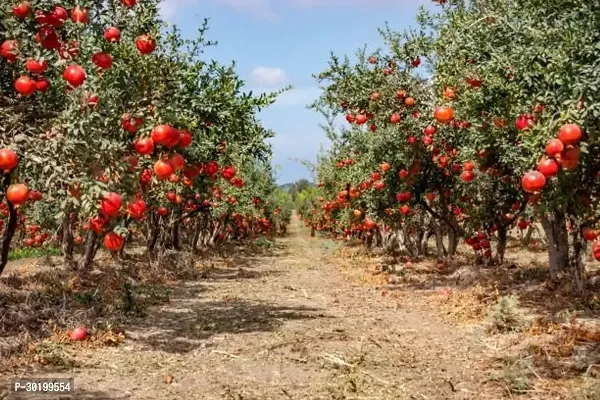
[0,0,291,273]
[299,0,600,292]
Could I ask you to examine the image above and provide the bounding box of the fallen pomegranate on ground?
[69,326,88,341]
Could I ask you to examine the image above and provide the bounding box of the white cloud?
[250,66,288,87]
[158,0,176,20]
[159,0,196,20]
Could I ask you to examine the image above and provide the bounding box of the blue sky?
[159,0,433,184]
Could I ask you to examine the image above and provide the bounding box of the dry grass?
[0,242,278,373]
[327,237,600,399]
[1,220,598,399]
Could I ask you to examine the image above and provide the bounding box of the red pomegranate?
[104,27,121,43]
[204,161,219,176]
[521,171,546,193]
[70,6,89,24]
[135,35,155,55]
[135,137,154,155]
[537,157,560,178]
[557,123,582,145]
[91,52,112,69]
[126,198,146,220]
[151,125,176,145]
[0,149,19,171]
[582,228,598,242]
[545,138,564,158]
[12,2,31,18]
[122,114,143,133]
[434,106,454,124]
[154,159,174,180]
[100,192,122,217]
[104,231,124,251]
[25,59,48,74]
[6,183,29,205]
[14,76,36,96]
[170,153,185,170]
[221,165,236,180]
[461,170,475,182]
[63,65,86,87]
[1,40,18,63]
[178,130,192,148]
[69,326,88,341]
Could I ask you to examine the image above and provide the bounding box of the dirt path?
[4,214,505,400]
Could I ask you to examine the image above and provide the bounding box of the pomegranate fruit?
[521,171,546,193]
[434,106,454,124]
[14,76,36,96]
[557,123,582,145]
[104,232,124,251]
[69,326,88,341]
[100,192,122,217]
[6,183,29,205]
[63,65,86,87]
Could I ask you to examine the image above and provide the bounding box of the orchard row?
[0,0,292,274]
[297,0,600,294]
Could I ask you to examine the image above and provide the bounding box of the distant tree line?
[279,179,315,201]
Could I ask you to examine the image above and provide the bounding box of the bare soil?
[0,215,598,399]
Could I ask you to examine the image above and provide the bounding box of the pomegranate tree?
[0,0,291,275]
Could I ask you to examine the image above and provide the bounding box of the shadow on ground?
[334,239,600,388]
[129,298,328,354]
[375,243,600,319]
[0,235,293,366]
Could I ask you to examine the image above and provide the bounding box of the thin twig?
[211,350,244,359]
[584,364,599,377]
[320,353,390,385]
[360,370,390,386]
[504,383,514,399]
[321,353,354,368]
[527,365,545,382]
[446,379,456,392]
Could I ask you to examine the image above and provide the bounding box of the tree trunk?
[171,219,181,251]
[420,228,432,257]
[0,195,18,276]
[569,225,586,296]
[78,231,99,272]
[208,221,222,248]
[414,214,427,256]
[93,232,102,254]
[192,219,202,253]
[541,211,568,279]
[395,228,406,255]
[494,225,508,264]
[404,225,418,256]
[61,213,75,268]
[521,224,534,246]
[117,220,132,259]
[365,232,373,249]
[447,228,459,257]
[147,214,161,252]
[432,221,445,259]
